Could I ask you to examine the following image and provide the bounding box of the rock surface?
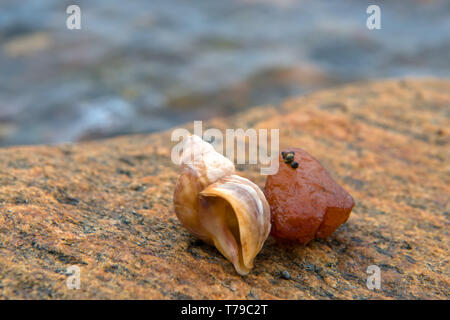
[0,79,448,299]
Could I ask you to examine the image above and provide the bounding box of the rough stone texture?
[0,79,448,299]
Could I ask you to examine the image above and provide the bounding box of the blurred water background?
[0,0,449,146]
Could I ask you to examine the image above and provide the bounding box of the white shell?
[173,134,271,275]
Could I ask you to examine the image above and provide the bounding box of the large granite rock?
[0,79,448,299]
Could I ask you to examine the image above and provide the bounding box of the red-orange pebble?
[264,148,354,243]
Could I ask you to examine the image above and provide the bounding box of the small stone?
[265,147,355,243]
[280,270,291,280]
[290,161,299,169]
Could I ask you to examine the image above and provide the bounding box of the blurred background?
[0,0,449,146]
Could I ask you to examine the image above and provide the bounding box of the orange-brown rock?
[0,79,448,299]
[265,148,354,243]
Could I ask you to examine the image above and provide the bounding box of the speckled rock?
[0,79,448,299]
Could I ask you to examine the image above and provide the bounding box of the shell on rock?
[173,134,271,275]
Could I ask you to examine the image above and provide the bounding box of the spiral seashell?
[173,134,271,275]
